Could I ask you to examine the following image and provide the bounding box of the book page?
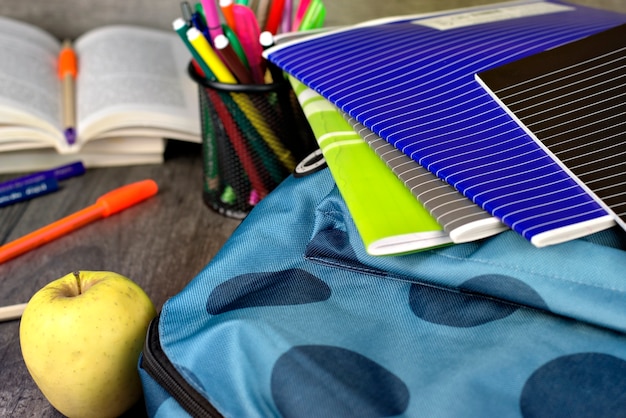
[0,17,62,138]
[74,25,200,144]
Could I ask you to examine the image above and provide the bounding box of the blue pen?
[0,161,85,208]
[191,11,211,42]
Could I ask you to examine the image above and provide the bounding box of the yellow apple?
[19,271,157,418]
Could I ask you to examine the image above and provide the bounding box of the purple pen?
[0,161,85,208]
[281,0,293,34]
[49,160,85,181]
[0,174,58,208]
[64,127,77,145]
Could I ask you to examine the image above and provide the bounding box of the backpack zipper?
[141,316,224,418]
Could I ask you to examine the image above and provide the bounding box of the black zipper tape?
[141,316,224,418]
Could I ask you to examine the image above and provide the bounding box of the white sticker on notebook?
[414,2,574,30]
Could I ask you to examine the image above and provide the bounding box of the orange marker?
[58,40,78,145]
[219,0,237,32]
[0,180,158,264]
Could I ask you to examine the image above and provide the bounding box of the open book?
[0,16,201,173]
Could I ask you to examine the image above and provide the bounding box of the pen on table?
[214,34,254,84]
[0,179,158,265]
[200,0,224,42]
[58,40,78,146]
[0,303,28,322]
[0,161,85,208]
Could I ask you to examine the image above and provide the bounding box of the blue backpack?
[139,167,626,417]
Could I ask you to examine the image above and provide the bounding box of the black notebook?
[476,23,626,231]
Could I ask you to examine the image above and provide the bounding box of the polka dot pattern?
[146,172,626,418]
[271,345,409,418]
[206,268,331,315]
[461,275,549,311]
[521,353,626,418]
[409,274,548,327]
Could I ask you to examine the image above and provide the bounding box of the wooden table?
[0,141,241,416]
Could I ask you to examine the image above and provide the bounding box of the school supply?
[0,161,84,207]
[175,2,322,215]
[476,23,626,234]
[0,17,201,173]
[0,179,158,264]
[139,167,626,417]
[342,112,508,243]
[290,77,452,255]
[264,0,626,247]
[0,303,27,322]
[189,64,317,217]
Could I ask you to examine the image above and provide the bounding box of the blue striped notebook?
[475,23,626,233]
[265,0,626,246]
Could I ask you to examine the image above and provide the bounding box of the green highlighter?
[298,0,326,31]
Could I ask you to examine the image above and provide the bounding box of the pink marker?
[200,0,224,42]
[291,0,311,31]
[233,4,265,84]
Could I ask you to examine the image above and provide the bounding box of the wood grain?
[0,141,240,417]
[2,0,626,415]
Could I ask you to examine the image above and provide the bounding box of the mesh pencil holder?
[189,63,317,219]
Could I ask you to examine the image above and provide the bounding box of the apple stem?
[73,271,82,294]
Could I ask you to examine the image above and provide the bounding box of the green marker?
[194,2,207,23]
[298,0,326,31]
[172,18,216,81]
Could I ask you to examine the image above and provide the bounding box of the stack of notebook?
[265,0,626,255]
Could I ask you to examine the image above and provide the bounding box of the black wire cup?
[189,63,317,219]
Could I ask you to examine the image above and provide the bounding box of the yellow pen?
[187,27,236,84]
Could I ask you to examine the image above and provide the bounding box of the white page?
[74,25,200,144]
[0,17,62,137]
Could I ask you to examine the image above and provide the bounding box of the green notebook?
[290,77,451,255]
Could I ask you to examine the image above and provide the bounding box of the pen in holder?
[188,62,317,219]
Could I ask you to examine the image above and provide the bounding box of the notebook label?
[414,2,574,30]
